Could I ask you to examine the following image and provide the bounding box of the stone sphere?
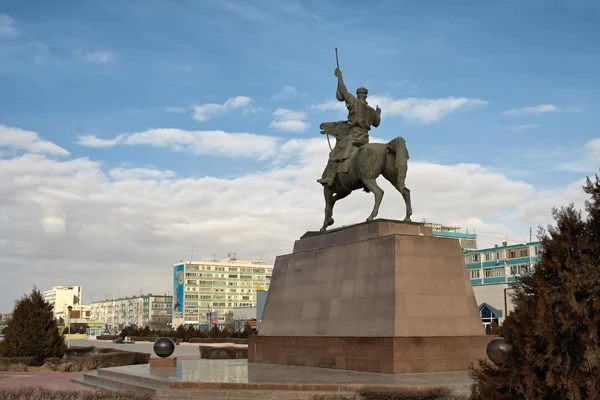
[486,337,512,365]
[153,337,175,358]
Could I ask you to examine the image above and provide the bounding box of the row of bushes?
[311,386,468,400]
[0,387,152,400]
[116,323,256,341]
[0,346,149,372]
[198,345,248,359]
[97,335,163,342]
[96,335,249,344]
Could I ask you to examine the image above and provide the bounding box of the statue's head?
[356,87,368,102]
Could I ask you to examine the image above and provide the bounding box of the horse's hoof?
[403,217,412,222]
[327,219,334,227]
[366,217,374,222]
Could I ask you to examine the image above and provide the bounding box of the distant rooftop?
[175,257,271,266]
[464,240,543,254]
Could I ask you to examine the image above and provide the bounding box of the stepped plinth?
[249,219,491,374]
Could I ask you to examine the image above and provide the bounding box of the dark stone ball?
[486,337,512,365]
[153,337,175,358]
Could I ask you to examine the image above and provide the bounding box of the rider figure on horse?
[317,68,382,187]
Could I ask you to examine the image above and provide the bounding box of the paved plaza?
[0,371,94,391]
[74,358,474,398]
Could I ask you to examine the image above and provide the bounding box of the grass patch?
[0,387,152,400]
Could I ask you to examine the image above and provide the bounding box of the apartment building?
[90,294,172,330]
[42,286,82,319]
[464,241,543,327]
[172,257,273,328]
[425,223,478,250]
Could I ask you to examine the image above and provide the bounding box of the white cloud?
[312,100,345,112]
[271,86,297,101]
[495,124,538,131]
[269,108,310,132]
[0,122,596,311]
[560,138,600,173]
[165,106,189,113]
[504,104,560,116]
[110,167,176,181]
[0,14,17,37]
[192,96,255,122]
[77,50,117,64]
[76,128,278,159]
[0,125,69,156]
[372,96,488,123]
[312,96,487,123]
[75,134,125,148]
[388,79,409,87]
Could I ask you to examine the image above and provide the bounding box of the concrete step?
[71,371,158,397]
[72,375,352,400]
[154,388,356,399]
[97,368,170,388]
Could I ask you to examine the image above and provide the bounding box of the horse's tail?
[386,137,409,187]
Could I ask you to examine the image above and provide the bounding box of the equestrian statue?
[316,49,413,231]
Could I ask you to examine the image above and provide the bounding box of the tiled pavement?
[73,359,473,399]
[0,371,95,391]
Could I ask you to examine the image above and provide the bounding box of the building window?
[520,249,529,257]
[472,254,479,263]
[484,253,491,261]
[510,264,533,275]
[509,251,516,259]
[484,267,505,278]
[469,270,481,279]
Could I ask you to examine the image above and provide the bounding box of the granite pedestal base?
[250,219,492,374]
[249,336,490,374]
[150,357,177,368]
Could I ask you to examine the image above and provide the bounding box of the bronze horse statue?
[319,121,412,231]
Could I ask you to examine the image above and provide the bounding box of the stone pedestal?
[248,219,491,374]
[150,357,177,368]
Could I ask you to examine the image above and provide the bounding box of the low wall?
[189,338,248,344]
[64,334,86,340]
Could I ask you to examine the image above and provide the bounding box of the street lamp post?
[67,305,73,349]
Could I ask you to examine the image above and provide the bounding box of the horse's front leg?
[401,186,412,222]
[362,179,384,221]
[320,186,335,231]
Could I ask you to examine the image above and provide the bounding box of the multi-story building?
[42,286,82,319]
[90,294,172,331]
[426,223,478,251]
[464,241,543,328]
[0,313,11,328]
[172,256,273,328]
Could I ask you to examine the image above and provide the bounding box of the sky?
[0,0,599,311]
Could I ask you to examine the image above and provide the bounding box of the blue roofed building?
[464,240,543,328]
[427,223,478,251]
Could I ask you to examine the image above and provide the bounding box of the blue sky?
[0,0,599,309]
[2,0,598,179]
